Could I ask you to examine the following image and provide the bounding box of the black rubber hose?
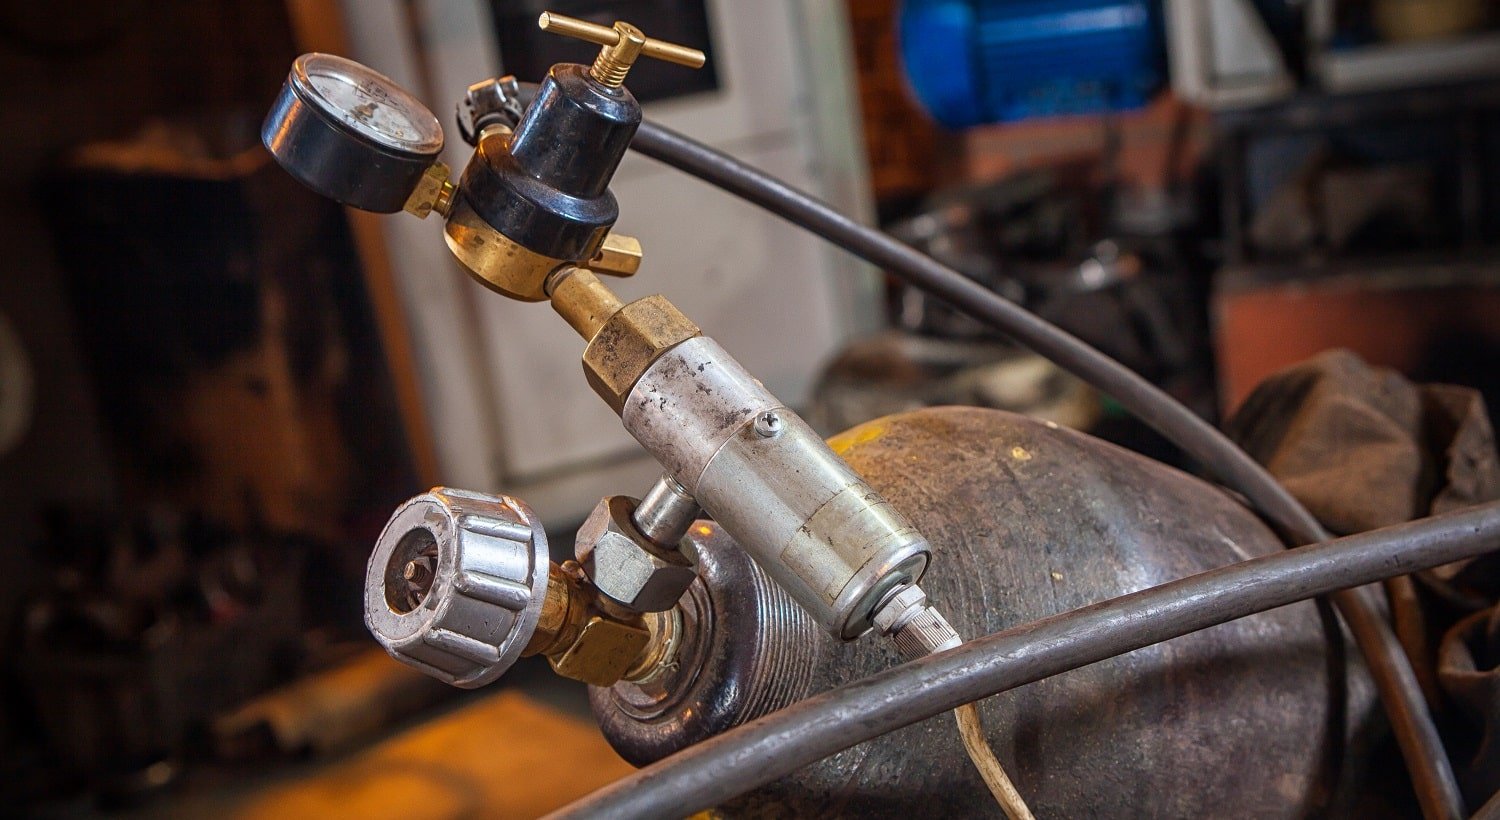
[628,121,1304,542]
[626,119,1463,818]
[549,500,1500,820]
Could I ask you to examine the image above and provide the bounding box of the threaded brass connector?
[522,560,676,687]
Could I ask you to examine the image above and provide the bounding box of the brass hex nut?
[547,614,651,687]
[576,495,697,612]
[583,295,699,412]
[403,162,452,219]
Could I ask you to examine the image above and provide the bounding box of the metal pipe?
[548,267,624,340]
[631,475,699,549]
[550,499,1500,820]
[625,119,1463,818]
[621,336,929,639]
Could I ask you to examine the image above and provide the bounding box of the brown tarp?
[1228,349,1500,806]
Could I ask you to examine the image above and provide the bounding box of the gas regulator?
[263,13,958,692]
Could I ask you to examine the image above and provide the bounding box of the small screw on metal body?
[754,411,784,439]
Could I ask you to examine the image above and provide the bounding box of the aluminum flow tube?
[550,499,1500,820]
[625,120,1463,818]
[621,336,930,638]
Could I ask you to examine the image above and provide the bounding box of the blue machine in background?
[900,0,1165,128]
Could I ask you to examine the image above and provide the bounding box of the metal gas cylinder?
[591,406,1370,817]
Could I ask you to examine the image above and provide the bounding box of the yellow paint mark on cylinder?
[827,421,887,455]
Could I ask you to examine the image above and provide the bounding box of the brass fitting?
[403,162,456,220]
[445,198,568,302]
[537,12,706,88]
[589,233,643,277]
[548,267,625,339]
[523,561,662,687]
[547,270,700,412]
[442,126,643,302]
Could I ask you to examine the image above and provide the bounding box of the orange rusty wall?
[1214,268,1500,413]
[845,0,944,201]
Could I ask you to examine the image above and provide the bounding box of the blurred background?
[1,0,1498,816]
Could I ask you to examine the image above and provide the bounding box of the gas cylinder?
[591,406,1371,816]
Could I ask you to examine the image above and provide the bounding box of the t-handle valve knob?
[537,11,706,87]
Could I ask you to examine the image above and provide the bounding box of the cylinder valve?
[364,489,551,688]
[366,488,676,689]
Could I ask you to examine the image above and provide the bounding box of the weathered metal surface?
[592,522,823,763]
[575,494,696,612]
[622,335,930,639]
[583,295,700,410]
[594,406,1362,817]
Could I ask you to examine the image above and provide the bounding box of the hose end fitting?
[872,585,962,660]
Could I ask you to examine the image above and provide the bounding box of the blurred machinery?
[899,0,1164,127]
[1175,1,1500,415]
[1167,0,1500,108]
[11,0,1500,816]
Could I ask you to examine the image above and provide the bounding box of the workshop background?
[1,0,1499,816]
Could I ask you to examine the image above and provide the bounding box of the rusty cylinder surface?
[592,406,1375,817]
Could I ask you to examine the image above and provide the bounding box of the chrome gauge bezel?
[288,53,443,160]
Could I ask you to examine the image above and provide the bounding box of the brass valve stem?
[548,266,625,340]
[537,11,706,88]
[523,563,593,657]
[592,22,646,87]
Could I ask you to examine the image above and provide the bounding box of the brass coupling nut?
[524,561,668,687]
[579,292,700,413]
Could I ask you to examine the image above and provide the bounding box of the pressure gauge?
[263,53,444,213]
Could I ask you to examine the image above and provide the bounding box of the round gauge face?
[292,53,443,157]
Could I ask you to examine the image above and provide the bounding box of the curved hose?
[626,119,1463,818]
[549,500,1500,819]
[955,701,1033,819]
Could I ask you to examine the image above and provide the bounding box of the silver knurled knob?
[872,585,963,660]
[364,488,549,688]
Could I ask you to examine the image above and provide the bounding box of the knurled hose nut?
[364,488,550,689]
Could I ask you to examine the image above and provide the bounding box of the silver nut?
[364,488,548,689]
[576,495,696,612]
[871,585,927,635]
[872,584,962,660]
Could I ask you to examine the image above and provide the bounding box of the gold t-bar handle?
[537,11,706,88]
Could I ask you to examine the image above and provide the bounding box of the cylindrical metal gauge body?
[262,53,444,213]
[593,406,1377,817]
[620,336,930,639]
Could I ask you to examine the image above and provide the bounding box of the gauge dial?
[292,53,443,157]
[263,53,445,213]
